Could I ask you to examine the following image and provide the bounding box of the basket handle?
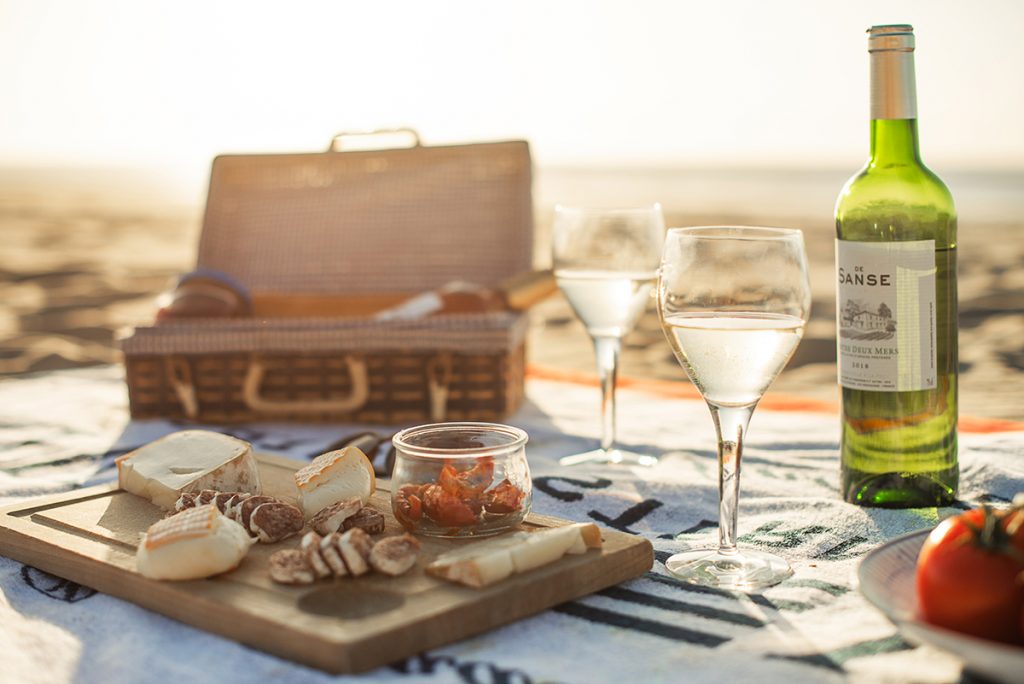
[242,356,370,415]
[327,128,421,152]
[165,356,200,419]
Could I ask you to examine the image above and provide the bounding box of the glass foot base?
[559,448,658,467]
[664,548,793,592]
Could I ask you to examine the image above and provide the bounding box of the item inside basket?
[156,269,556,322]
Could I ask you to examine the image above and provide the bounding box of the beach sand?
[0,166,1021,421]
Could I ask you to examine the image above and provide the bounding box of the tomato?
[421,483,479,527]
[916,506,1024,644]
[484,479,525,514]
[438,458,494,498]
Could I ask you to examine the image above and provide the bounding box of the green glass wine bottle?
[835,25,958,507]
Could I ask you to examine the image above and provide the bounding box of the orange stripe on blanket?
[525,364,1024,434]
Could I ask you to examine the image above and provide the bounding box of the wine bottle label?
[835,240,937,391]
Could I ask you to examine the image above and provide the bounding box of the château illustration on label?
[835,25,958,507]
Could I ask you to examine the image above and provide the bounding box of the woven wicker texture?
[197,140,533,294]
[125,346,525,424]
[121,313,527,355]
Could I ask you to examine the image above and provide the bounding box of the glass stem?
[592,335,621,452]
[709,404,754,554]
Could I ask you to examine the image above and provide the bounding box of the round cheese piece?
[294,447,376,518]
[136,505,254,580]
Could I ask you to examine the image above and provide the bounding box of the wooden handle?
[327,128,421,152]
[497,270,557,311]
[247,270,556,319]
[242,356,370,414]
[251,293,408,318]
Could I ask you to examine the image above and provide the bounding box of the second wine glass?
[552,204,665,467]
[658,226,811,590]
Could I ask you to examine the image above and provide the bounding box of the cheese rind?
[427,523,603,588]
[117,430,261,510]
[136,505,254,580]
[294,447,375,518]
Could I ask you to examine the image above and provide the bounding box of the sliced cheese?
[136,504,254,580]
[427,523,603,588]
[294,447,375,518]
[510,525,582,573]
[117,430,261,510]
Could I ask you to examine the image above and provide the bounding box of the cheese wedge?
[117,430,261,510]
[294,447,375,518]
[136,505,254,580]
[427,523,603,588]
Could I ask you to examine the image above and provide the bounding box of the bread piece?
[300,531,332,579]
[268,549,316,585]
[337,528,373,576]
[117,430,260,510]
[343,507,386,535]
[294,447,375,518]
[309,497,362,536]
[250,502,304,543]
[427,523,603,588]
[369,534,421,576]
[319,533,349,577]
[136,505,254,580]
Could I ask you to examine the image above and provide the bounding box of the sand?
[0,166,1021,421]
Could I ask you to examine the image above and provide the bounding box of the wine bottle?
[835,25,958,507]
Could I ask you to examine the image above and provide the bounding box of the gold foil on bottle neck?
[868,24,915,52]
[868,24,917,120]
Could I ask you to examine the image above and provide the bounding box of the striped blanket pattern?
[2,366,1021,684]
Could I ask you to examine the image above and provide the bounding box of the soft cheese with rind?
[136,505,254,580]
[294,447,375,518]
[117,430,261,510]
[510,524,584,573]
[427,523,603,588]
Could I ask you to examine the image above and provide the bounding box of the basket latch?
[164,356,200,419]
[242,355,370,415]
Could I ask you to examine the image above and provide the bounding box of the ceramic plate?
[858,529,1024,684]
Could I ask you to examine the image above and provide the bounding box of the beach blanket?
[1,366,1022,684]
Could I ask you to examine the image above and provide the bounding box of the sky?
[1,0,1022,190]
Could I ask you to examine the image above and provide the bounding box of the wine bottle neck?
[867,25,921,165]
[869,119,921,165]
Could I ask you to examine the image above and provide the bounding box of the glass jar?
[391,422,532,538]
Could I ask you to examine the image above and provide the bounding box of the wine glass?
[552,205,665,467]
[658,226,810,590]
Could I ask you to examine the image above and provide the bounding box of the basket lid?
[196,138,533,295]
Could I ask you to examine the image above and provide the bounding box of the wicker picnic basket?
[121,131,533,424]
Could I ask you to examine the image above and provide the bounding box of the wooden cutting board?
[0,452,653,673]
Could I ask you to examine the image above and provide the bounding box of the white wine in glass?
[553,205,665,467]
[658,227,811,590]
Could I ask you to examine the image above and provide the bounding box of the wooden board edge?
[346,536,655,673]
[0,482,120,518]
[0,518,361,672]
[0,453,657,674]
